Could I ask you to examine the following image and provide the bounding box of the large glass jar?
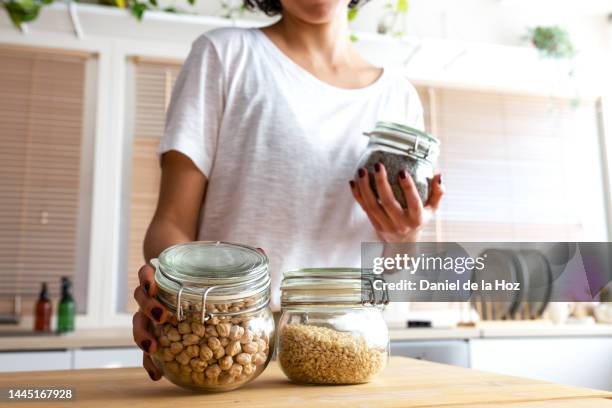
[277,268,389,385]
[150,241,274,392]
[356,121,440,207]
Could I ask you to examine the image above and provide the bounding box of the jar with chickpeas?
[150,241,274,392]
[277,268,389,385]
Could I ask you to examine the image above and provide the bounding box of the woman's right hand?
[132,264,169,381]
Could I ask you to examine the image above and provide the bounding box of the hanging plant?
[2,0,51,27]
[526,26,576,60]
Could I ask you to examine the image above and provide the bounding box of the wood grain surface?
[0,357,609,408]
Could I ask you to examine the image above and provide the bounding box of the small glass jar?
[277,268,389,385]
[150,241,274,392]
[356,121,440,207]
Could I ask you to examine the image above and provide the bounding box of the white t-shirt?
[158,27,424,310]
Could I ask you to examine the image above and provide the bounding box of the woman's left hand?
[350,163,444,243]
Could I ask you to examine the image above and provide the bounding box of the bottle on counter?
[34,282,52,332]
[57,277,75,333]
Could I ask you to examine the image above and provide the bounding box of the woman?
[132,0,444,380]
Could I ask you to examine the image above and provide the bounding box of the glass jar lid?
[365,121,440,161]
[152,241,270,321]
[280,268,388,308]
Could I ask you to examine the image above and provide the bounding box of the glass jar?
[277,268,389,385]
[150,241,274,392]
[356,121,440,207]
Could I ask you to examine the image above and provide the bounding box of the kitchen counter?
[1,322,612,351]
[0,357,610,407]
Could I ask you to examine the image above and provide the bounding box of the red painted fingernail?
[151,307,162,322]
[399,170,407,180]
[349,180,356,189]
[147,369,157,381]
[143,283,150,295]
[141,339,151,353]
[438,175,443,185]
[358,168,366,178]
[374,163,382,173]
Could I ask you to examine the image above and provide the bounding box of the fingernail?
[147,369,157,381]
[374,163,382,173]
[349,180,355,189]
[151,307,163,322]
[141,339,151,353]
[358,168,366,178]
[438,175,443,185]
[256,247,266,254]
[143,283,150,295]
[399,170,407,180]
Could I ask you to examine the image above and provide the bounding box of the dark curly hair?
[243,0,369,16]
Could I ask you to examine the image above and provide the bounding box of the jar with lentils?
[356,121,440,207]
[150,241,274,392]
[277,268,389,385]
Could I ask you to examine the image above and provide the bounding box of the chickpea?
[219,355,233,371]
[220,337,230,347]
[199,345,213,361]
[205,326,218,338]
[167,328,181,342]
[190,322,205,337]
[177,322,191,335]
[183,334,200,346]
[185,344,199,358]
[217,322,231,338]
[192,372,205,385]
[207,337,221,350]
[257,338,267,353]
[229,325,244,341]
[240,330,254,345]
[228,363,243,378]
[213,346,225,360]
[176,351,191,365]
[159,335,171,347]
[190,358,207,373]
[243,363,256,376]
[242,341,258,354]
[252,352,266,366]
[180,364,192,375]
[205,364,221,380]
[170,342,183,355]
[162,347,175,362]
[235,353,252,366]
[225,341,241,357]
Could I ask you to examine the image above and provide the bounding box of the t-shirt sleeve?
[407,82,425,132]
[157,35,225,177]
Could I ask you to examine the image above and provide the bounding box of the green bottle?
[57,277,75,333]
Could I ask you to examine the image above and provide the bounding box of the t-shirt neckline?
[252,28,388,95]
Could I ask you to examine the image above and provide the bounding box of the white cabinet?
[73,347,141,369]
[391,340,470,368]
[0,350,72,372]
[470,337,612,391]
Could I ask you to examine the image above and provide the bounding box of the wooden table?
[0,357,610,407]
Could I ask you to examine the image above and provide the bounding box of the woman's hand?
[350,163,444,243]
[132,264,170,381]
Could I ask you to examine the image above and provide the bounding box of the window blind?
[0,47,92,317]
[418,86,607,242]
[126,60,180,312]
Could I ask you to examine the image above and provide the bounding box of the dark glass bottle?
[34,282,52,332]
[57,277,75,333]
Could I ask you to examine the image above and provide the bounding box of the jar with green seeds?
[356,121,440,207]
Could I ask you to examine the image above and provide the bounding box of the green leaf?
[396,0,408,13]
[148,0,157,7]
[350,33,358,42]
[130,1,147,20]
[347,7,358,22]
[163,6,177,12]
[187,0,195,5]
